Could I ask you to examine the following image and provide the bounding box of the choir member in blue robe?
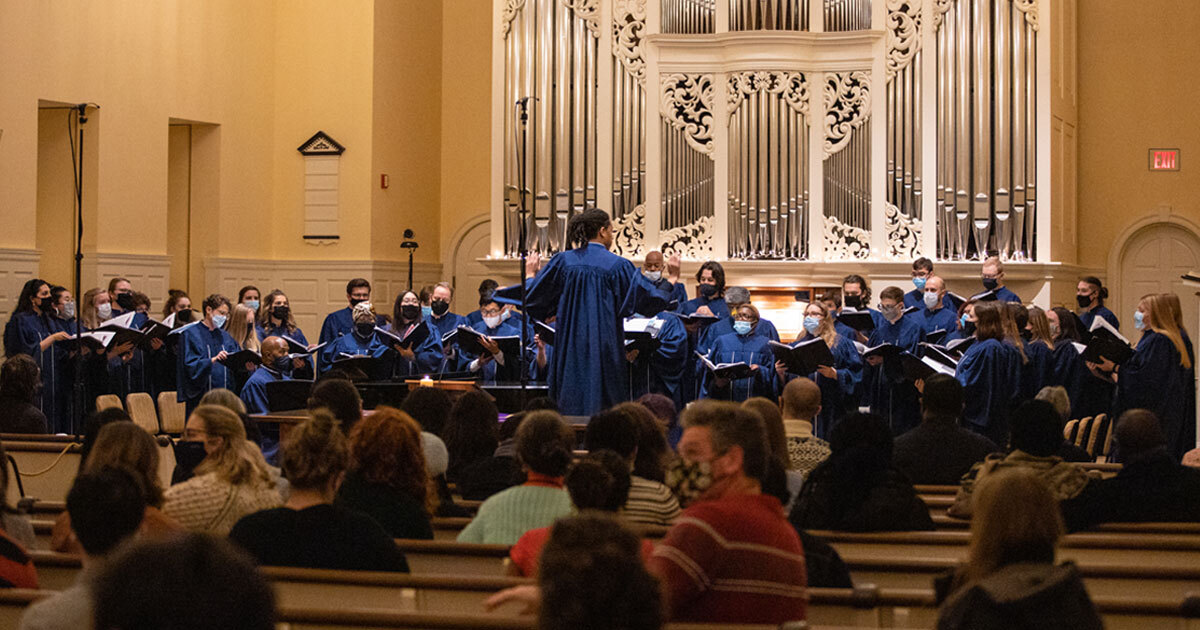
[255,289,314,376]
[696,286,780,357]
[841,274,884,328]
[1075,276,1120,332]
[47,287,83,432]
[626,307,689,408]
[385,291,444,377]
[318,278,388,345]
[981,257,1021,303]
[1162,293,1196,459]
[1016,306,1056,400]
[862,288,924,435]
[176,295,242,415]
[427,282,465,340]
[955,302,1024,446]
[776,301,863,439]
[464,279,499,329]
[911,276,959,337]
[1090,295,1191,459]
[530,321,555,382]
[319,302,392,373]
[817,291,865,344]
[641,250,688,306]
[699,304,776,402]
[1047,307,1111,420]
[3,279,77,432]
[239,336,291,416]
[903,257,956,311]
[463,298,525,382]
[677,261,729,318]
[521,210,673,416]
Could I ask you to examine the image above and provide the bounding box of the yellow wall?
[1077,2,1200,271]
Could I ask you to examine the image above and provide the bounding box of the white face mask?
[643,270,662,282]
[97,303,113,320]
[500,309,512,322]
[923,291,940,310]
[483,315,502,329]
[61,302,76,319]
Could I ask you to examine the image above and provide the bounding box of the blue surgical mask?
[803,316,821,334]
[913,276,927,290]
[923,292,939,310]
[246,300,259,312]
[1133,310,1145,330]
[212,314,227,329]
[733,320,752,336]
[960,314,970,328]
[421,305,432,319]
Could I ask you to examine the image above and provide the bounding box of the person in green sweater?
[457,410,575,544]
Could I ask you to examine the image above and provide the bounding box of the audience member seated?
[20,468,146,630]
[77,407,133,471]
[443,390,501,490]
[488,514,663,630]
[52,422,182,553]
[199,387,263,446]
[936,469,1102,630]
[334,407,435,540]
[400,385,453,434]
[1061,409,1200,532]
[650,400,807,624]
[778,378,831,478]
[458,410,574,545]
[92,534,276,630]
[949,400,1093,519]
[162,405,283,535]
[231,410,409,571]
[454,409,525,501]
[586,409,681,527]
[0,442,34,550]
[510,450,654,577]
[306,377,364,434]
[743,396,803,508]
[1035,385,1093,462]
[893,374,999,485]
[791,412,934,532]
[0,355,48,433]
[616,401,674,485]
[637,392,681,448]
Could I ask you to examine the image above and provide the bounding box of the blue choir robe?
[521,243,671,416]
[913,306,959,338]
[319,330,391,374]
[779,332,863,439]
[1115,331,1188,459]
[110,307,149,330]
[6,311,72,432]
[1049,339,1089,418]
[48,316,84,433]
[643,274,688,306]
[107,348,149,401]
[678,294,730,318]
[698,332,775,403]
[697,315,780,357]
[862,316,924,435]
[993,286,1022,303]
[904,288,956,312]
[427,311,464,340]
[464,309,483,327]
[1019,340,1055,399]
[1179,333,1196,461]
[257,323,315,376]
[956,338,1023,446]
[176,323,242,413]
[318,308,389,346]
[239,365,288,416]
[463,319,526,382]
[530,342,554,382]
[386,320,444,378]
[627,313,689,408]
[1077,306,1120,332]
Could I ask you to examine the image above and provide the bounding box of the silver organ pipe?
[728,0,808,31]
[662,0,715,34]
[823,0,871,32]
[886,0,922,244]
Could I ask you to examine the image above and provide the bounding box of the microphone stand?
[515,97,531,410]
[70,105,88,438]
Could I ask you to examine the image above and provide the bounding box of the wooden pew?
[5,437,176,504]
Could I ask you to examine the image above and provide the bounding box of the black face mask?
[963,320,977,337]
[1019,329,1032,342]
[350,298,367,308]
[272,355,292,373]
[272,305,290,321]
[431,300,450,316]
[401,304,420,320]
[171,440,207,484]
[176,309,194,323]
[698,284,718,299]
[1075,294,1093,309]
[355,322,375,337]
[115,292,136,311]
[844,295,863,310]
[982,278,999,291]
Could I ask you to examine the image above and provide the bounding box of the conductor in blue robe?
[641,250,688,306]
[698,304,775,402]
[862,288,924,435]
[385,291,445,378]
[1075,277,1120,332]
[318,278,388,345]
[955,302,1024,446]
[176,295,242,415]
[520,210,674,416]
[912,276,959,336]
[776,302,863,439]
[319,303,392,373]
[626,307,689,409]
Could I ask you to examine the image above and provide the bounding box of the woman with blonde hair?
[335,406,436,539]
[1090,293,1192,458]
[775,299,863,439]
[52,422,183,552]
[226,303,260,353]
[162,405,281,534]
[937,468,1102,629]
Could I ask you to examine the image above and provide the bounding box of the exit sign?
[1149,149,1180,171]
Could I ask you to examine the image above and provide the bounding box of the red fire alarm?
[1149,149,1180,171]
[381,174,390,189]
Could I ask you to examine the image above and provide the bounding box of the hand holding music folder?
[624,317,662,354]
[448,326,521,359]
[374,324,430,351]
[1082,316,1134,365]
[58,331,116,353]
[837,309,876,333]
[218,349,262,373]
[696,352,757,381]
[533,321,555,346]
[770,337,835,375]
[670,312,721,327]
[94,311,146,349]
[899,351,956,381]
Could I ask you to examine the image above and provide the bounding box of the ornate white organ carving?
[491,0,1050,264]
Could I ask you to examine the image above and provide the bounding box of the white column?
[713,71,730,259]
[644,6,662,249]
[808,71,826,261]
[810,0,824,32]
[920,0,939,258]
[868,0,888,258]
[490,0,508,256]
[716,0,730,32]
[597,1,615,219]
